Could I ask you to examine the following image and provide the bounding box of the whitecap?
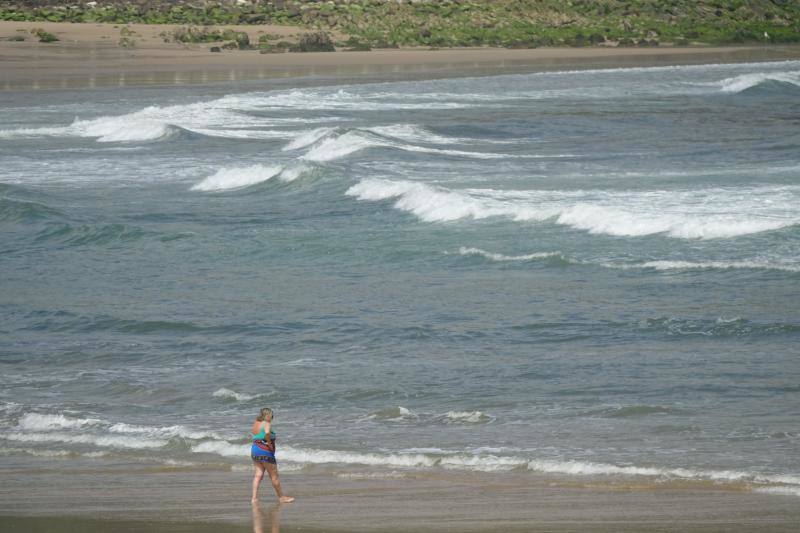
[2,431,167,449]
[191,164,283,192]
[278,445,437,468]
[717,70,800,94]
[441,411,493,424]
[635,260,800,273]
[106,422,224,441]
[18,413,103,431]
[301,131,380,162]
[283,127,337,151]
[457,247,566,262]
[347,179,800,239]
[366,406,417,421]
[526,459,800,487]
[191,439,248,458]
[212,387,259,402]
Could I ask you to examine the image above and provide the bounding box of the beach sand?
[1,459,800,532]
[2,21,800,90]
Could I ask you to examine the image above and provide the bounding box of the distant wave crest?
[718,70,800,94]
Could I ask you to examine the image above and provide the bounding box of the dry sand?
[2,21,800,90]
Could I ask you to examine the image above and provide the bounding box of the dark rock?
[210,46,221,52]
[236,31,250,49]
[290,31,335,52]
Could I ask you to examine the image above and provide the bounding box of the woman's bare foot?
[279,496,295,503]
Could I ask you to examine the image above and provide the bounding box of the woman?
[251,407,294,504]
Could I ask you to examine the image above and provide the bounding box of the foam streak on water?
[1,59,799,496]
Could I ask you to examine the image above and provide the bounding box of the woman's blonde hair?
[257,407,273,422]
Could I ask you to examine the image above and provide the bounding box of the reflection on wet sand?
[252,503,281,533]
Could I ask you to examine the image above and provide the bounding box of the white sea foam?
[455,248,800,273]
[299,129,521,163]
[526,459,800,487]
[224,88,474,111]
[718,70,800,93]
[347,179,800,239]
[278,163,311,182]
[191,440,248,457]
[753,486,800,497]
[191,165,283,191]
[0,119,176,143]
[0,446,73,458]
[635,260,800,273]
[366,406,417,421]
[458,247,565,262]
[346,179,535,222]
[283,127,337,151]
[212,388,258,402]
[63,426,795,489]
[335,471,407,479]
[189,128,292,140]
[555,204,790,239]
[107,422,224,441]
[279,445,438,467]
[442,411,493,424]
[1,431,167,449]
[19,413,103,430]
[4,62,799,145]
[367,124,464,144]
[0,100,280,143]
[301,131,380,162]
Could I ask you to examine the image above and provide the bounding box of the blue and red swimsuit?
[251,426,277,464]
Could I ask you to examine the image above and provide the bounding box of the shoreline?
[2,22,800,90]
[2,459,800,532]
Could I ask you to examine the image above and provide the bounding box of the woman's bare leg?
[251,461,266,503]
[265,463,294,503]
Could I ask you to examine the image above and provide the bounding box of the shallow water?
[1,60,799,495]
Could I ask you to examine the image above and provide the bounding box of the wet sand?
[2,21,800,90]
[1,459,799,532]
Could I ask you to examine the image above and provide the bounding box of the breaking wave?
[191,164,284,192]
[5,412,799,495]
[454,248,800,273]
[212,388,260,403]
[347,179,800,239]
[526,459,800,488]
[366,406,417,421]
[718,70,800,95]
[297,129,514,163]
[440,411,493,424]
[457,247,568,263]
[622,260,800,273]
[2,431,168,449]
[19,413,103,430]
[0,117,186,143]
[190,439,800,490]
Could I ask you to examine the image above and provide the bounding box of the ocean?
[1,59,799,497]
